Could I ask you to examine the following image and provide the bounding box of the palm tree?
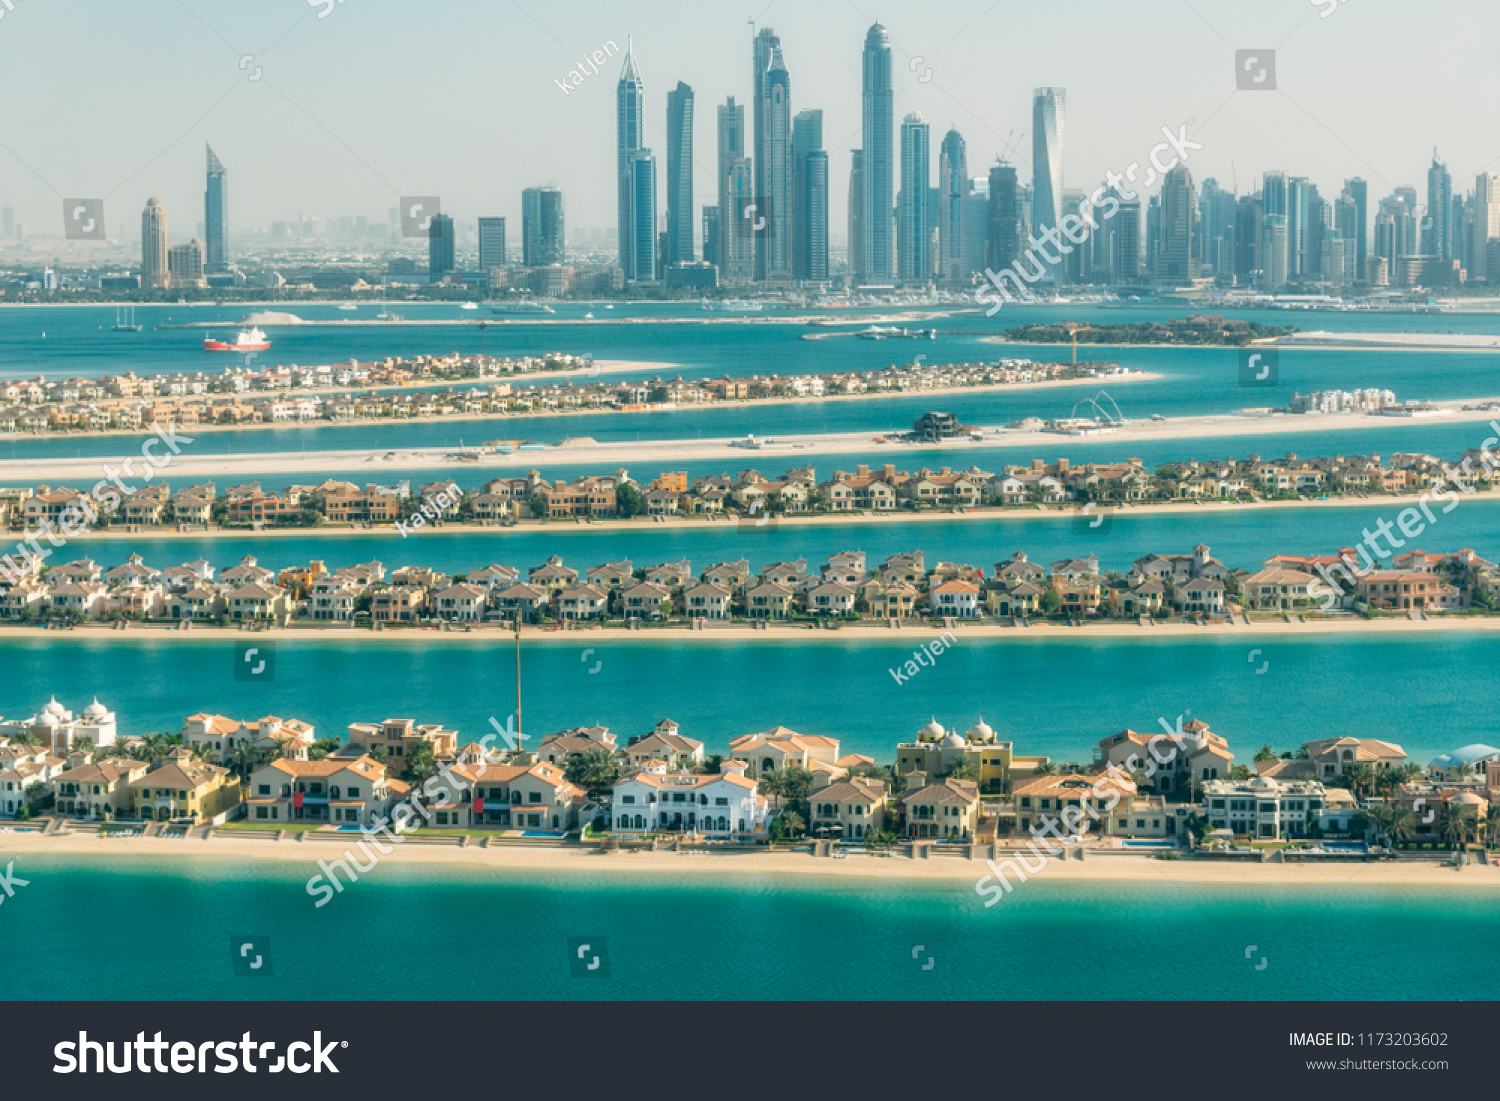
[1385,805,1417,846]
[1486,804,1500,849]
[1443,805,1477,850]
[779,809,805,838]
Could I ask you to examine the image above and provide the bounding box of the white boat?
[460,302,478,310]
[204,327,269,352]
[489,301,556,315]
[584,312,594,319]
[112,306,142,332]
[338,303,358,311]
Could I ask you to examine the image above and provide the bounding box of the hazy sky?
[1,0,1497,246]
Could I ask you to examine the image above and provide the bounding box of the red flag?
[293,791,304,808]
[473,796,485,815]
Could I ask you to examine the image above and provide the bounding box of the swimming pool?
[1121,840,1178,849]
[1317,841,1369,852]
[520,830,566,838]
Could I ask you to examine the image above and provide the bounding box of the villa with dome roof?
[893,717,1050,794]
[0,697,118,754]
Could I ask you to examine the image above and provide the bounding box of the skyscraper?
[1113,200,1141,283]
[861,25,894,283]
[141,198,169,289]
[478,217,507,271]
[758,44,792,280]
[803,150,828,281]
[666,82,695,264]
[1287,177,1310,277]
[718,97,752,284]
[1261,214,1289,290]
[1262,171,1288,218]
[429,213,455,277]
[962,175,988,279]
[752,26,780,274]
[1473,173,1500,282]
[204,145,228,274]
[848,150,865,280]
[1031,88,1066,278]
[1234,195,1262,282]
[792,109,824,281]
[616,40,644,275]
[1426,153,1453,258]
[628,149,658,282]
[522,187,565,267]
[1197,178,1235,277]
[168,239,205,288]
[937,128,967,283]
[898,113,931,282]
[1155,165,1197,283]
[702,206,720,268]
[1345,177,1368,273]
[986,161,1018,273]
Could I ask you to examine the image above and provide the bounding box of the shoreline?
[3,616,1497,643]
[0,371,1158,447]
[7,832,1495,888]
[36,485,1500,542]
[7,394,1500,481]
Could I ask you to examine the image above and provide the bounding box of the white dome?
[44,698,65,714]
[967,720,995,742]
[37,712,58,726]
[920,718,945,739]
[941,732,966,749]
[1250,775,1278,790]
[85,699,108,717]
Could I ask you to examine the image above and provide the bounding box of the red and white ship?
[203,327,270,352]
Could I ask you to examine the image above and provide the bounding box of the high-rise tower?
[1031,88,1066,278]
[861,25,894,283]
[937,127,967,283]
[204,145,228,274]
[522,187,565,267]
[898,112,931,282]
[666,82,695,264]
[141,198,169,289]
[718,97,752,284]
[616,40,645,275]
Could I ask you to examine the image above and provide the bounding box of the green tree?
[528,493,549,519]
[946,756,980,782]
[406,743,438,786]
[1253,744,1278,763]
[1039,589,1062,616]
[307,738,342,762]
[563,747,620,800]
[779,809,805,838]
[615,484,644,518]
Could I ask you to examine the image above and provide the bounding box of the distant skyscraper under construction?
[616,40,645,277]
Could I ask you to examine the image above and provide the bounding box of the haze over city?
[1,0,1496,245]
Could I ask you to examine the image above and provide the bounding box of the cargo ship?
[203,327,270,352]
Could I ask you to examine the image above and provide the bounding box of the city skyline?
[3,1,1500,265]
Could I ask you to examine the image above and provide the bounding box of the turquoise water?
[52,496,1500,582]
[5,632,1493,766]
[2,856,1496,1000]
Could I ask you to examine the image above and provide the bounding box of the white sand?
[6,393,1499,483]
[7,831,1493,888]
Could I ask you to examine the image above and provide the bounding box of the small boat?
[338,303,358,311]
[112,306,142,332]
[460,302,478,310]
[204,327,270,352]
[584,312,594,319]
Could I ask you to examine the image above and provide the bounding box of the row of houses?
[7,540,1495,624]
[0,357,1109,435]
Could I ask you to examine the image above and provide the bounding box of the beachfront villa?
[52,757,150,818]
[1201,776,1327,839]
[1093,719,1235,796]
[899,771,981,839]
[449,759,582,831]
[894,719,1050,795]
[810,776,888,839]
[0,697,118,754]
[347,718,459,767]
[729,727,842,776]
[181,713,315,762]
[128,748,241,823]
[1427,744,1500,783]
[608,758,767,837]
[0,743,66,816]
[1013,772,1138,838]
[247,752,404,825]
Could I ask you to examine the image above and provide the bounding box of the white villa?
[0,697,118,754]
[609,759,767,838]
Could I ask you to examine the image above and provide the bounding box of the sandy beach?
[6,393,1499,483]
[0,371,1157,451]
[6,830,1492,888]
[4,614,1495,644]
